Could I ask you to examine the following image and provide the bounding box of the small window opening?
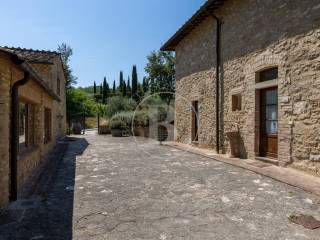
[44,108,52,144]
[232,94,242,111]
[259,67,278,82]
[19,103,28,150]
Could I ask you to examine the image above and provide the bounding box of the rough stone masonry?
[162,0,320,176]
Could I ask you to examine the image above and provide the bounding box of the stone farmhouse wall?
[0,53,14,207]
[0,53,66,207]
[175,17,217,149]
[174,0,320,175]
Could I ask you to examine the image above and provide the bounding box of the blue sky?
[0,0,204,87]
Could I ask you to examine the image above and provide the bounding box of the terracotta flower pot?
[133,127,149,138]
[111,129,124,137]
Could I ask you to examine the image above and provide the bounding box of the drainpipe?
[211,14,221,153]
[10,67,30,201]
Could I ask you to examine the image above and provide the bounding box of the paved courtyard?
[1,134,320,240]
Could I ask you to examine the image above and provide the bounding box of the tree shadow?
[0,137,89,240]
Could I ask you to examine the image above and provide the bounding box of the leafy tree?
[145,51,175,106]
[66,89,96,119]
[131,65,138,101]
[105,96,137,118]
[93,81,97,94]
[96,104,107,118]
[135,82,144,102]
[57,43,77,89]
[77,86,95,94]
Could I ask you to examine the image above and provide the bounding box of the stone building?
[161,0,320,175]
[0,47,66,208]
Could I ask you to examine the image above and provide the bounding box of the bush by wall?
[105,97,137,118]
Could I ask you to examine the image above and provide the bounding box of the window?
[232,94,242,111]
[57,77,61,95]
[44,108,52,144]
[265,89,278,134]
[19,103,28,149]
[259,67,278,82]
[19,102,36,152]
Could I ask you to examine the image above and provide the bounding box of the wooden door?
[260,87,278,158]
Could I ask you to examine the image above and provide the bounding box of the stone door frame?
[244,52,291,166]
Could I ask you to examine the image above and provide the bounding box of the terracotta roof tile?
[0,46,60,64]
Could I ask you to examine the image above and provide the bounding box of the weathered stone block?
[310,155,320,162]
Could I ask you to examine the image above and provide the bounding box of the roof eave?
[21,62,61,102]
[161,0,226,51]
[0,49,61,102]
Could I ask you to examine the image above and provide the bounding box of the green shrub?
[105,97,137,118]
[67,89,97,117]
[133,110,149,127]
[139,94,164,108]
[109,111,134,129]
[96,104,107,117]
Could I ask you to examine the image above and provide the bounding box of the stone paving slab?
[0,134,320,240]
[163,141,320,196]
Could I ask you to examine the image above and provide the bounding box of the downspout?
[211,14,221,153]
[10,60,30,201]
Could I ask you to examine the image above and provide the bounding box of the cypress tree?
[142,77,148,93]
[119,71,124,92]
[131,65,138,101]
[93,81,97,94]
[113,80,116,93]
[106,82,110,97]
[127,76,131,93]
[103,77,107,104]
[122,81,127,97]
[100,83,103,95]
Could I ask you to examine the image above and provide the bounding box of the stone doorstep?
[163,141,320,197]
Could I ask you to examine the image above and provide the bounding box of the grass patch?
[85,117,98,129]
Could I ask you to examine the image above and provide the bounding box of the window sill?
[255,79,278,90]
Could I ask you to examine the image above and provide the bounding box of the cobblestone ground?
[1,134,320,240]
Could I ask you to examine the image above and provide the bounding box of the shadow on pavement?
[0,137,89,240]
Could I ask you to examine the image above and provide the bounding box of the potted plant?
[99,119,111,134]
[133,110,149,137]
[109,112,133,137]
